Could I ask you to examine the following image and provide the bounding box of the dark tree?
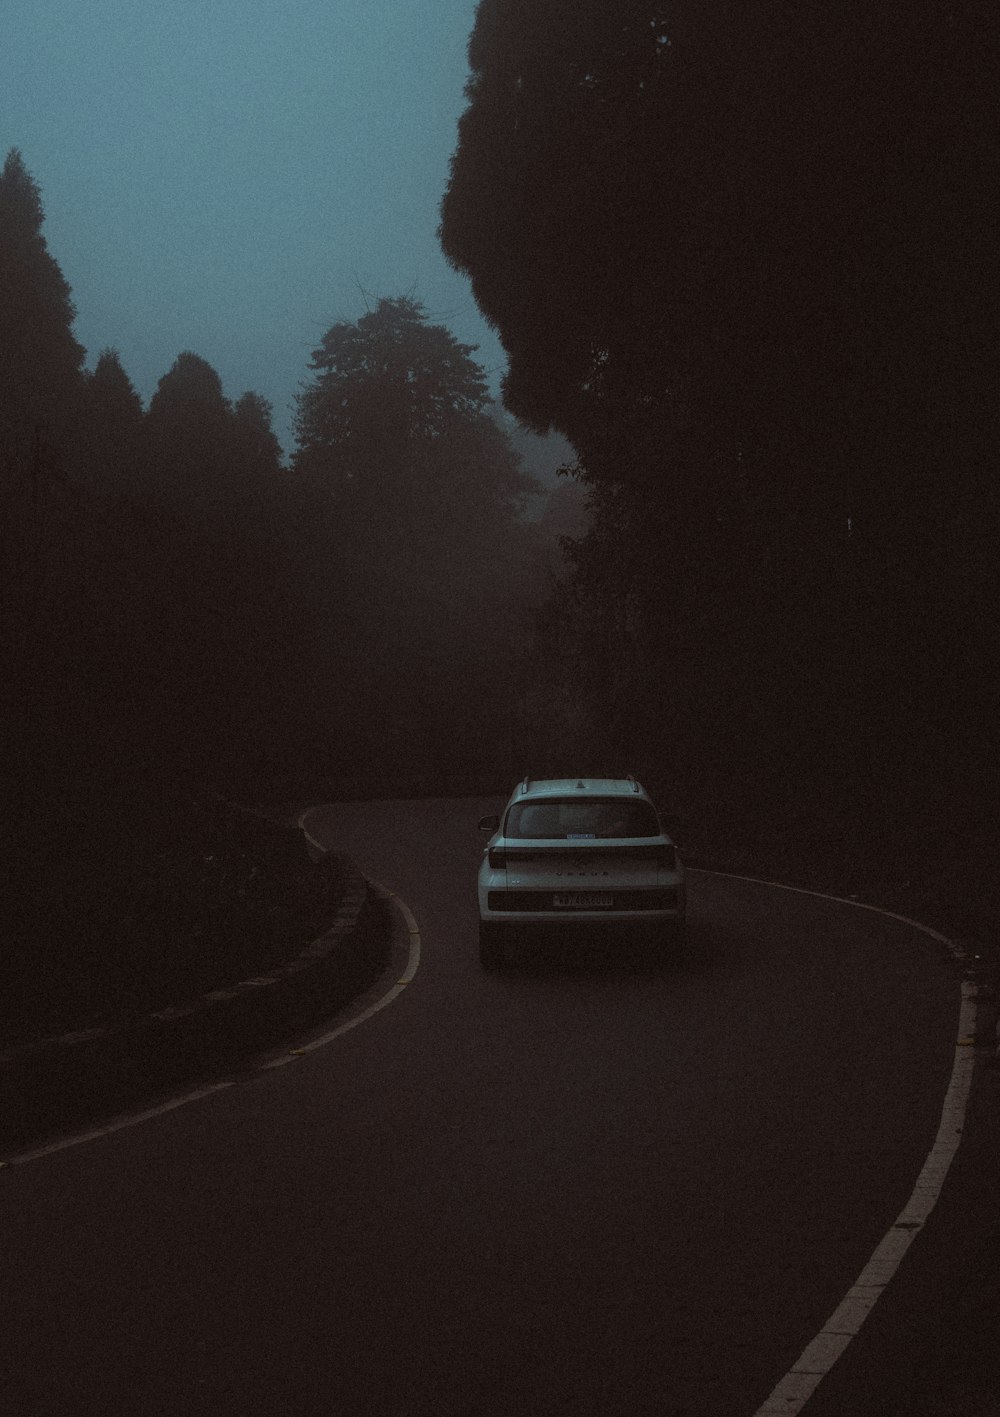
[292,296,543,780]
[142,353,285,526]
[442,3,997,523]
[294,295,535,533]
[233,391,283,477]
[147,350,227,416]
[143,352,232,506]
[115,350,316,787]
[74,348,144,495]
[0,148,85,481]
[441,1,999,828]
[292,294,538,606]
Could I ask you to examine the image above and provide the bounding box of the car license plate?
[553,892,613,909]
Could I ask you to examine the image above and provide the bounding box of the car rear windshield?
[505,797,660,840]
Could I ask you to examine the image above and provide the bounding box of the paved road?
[2,797,965,1415]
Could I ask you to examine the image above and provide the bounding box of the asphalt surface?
[2,796,980,1416]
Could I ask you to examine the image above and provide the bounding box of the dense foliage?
[441,2,999,844]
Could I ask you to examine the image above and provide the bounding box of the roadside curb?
[0,850,390,1153]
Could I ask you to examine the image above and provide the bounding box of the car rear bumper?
[479,906,685,927]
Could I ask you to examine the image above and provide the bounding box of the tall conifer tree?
[76,348,144,495]
[0,148,84,478]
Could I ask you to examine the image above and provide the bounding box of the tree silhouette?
[441,1,1000,828]
[294,295,534,531]
[74,348,144,495]
[143,352,232,509]
[233,391,283,476]
[292,296,543,779]
[0,148,85,484]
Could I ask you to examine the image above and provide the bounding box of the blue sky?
[1,0,505,452]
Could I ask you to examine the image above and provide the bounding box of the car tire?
[479,921,505,971]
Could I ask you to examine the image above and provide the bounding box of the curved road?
[2,797,964,1415]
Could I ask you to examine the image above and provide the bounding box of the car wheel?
[479,921,505,971]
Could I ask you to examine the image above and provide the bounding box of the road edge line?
[251,809,422,1065]
[0,820,419,1166]
[696,869,981,1415]
[256,879,420,1066]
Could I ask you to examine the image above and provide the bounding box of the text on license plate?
[552,892,614,909]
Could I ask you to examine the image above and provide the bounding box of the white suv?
[477,776,685,969]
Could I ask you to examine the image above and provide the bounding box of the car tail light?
[656,844,676,869]
[488,846,506,869]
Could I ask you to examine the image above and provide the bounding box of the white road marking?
[1,811,421,1166]
[697,867,960,958]
[3,1083,236,1165]
[700,869,980,1416]
[256,879,421,1068]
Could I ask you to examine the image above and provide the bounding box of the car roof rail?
[519,775,531,795]
[626,773,641,793]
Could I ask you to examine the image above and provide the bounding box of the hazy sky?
[2,0,503,452]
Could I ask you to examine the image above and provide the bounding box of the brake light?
[488,847,506,869]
